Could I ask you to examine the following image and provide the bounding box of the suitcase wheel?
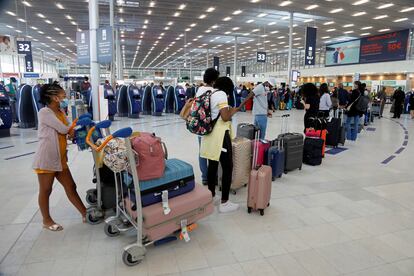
[247,207,252,214]
[231,190,237,195]
[260,209,264,216]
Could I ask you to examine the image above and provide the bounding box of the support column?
[287,12,293,85]
[233,36,238,83]
[40,50,44,73]
[89,0,100,120]
[116,29,123,80]
[190,55,192,83]
[109,0,116,87]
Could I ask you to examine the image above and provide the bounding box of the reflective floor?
[1,107,414,276]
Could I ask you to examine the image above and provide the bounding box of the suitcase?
[266,140,285,180]
[305,129,327,157]
[303,137,323,166]
[237,123,258,140]
[252,139,271,167]
[277,115,303,173]
[126,185,214,242]
[124,159,195,207]
[247,130,272,216]
[326,117,341,148]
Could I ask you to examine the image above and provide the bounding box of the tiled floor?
[1,108,414,276]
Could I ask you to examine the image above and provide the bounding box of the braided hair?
[39,82,64,105]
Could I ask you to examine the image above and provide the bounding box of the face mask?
[364,91,368,96]
[60,98,68,109]
[265,86,270,92]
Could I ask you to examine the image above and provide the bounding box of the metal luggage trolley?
[85,125,148,266]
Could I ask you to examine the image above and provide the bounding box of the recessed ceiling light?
[257,13,268,17]
[22,1,32,7]
[45,19,53,24]
[268,22,277,26]
[279,1,292,6]
[373,15,388,19]
[352,11,367,16]
[38,30,44,34]
[65,15,73,20]
[119,8,123,13]
[233,10,243,15]
[17,18,26,22]
[6,25,13,28]
[323,21,335,25]
[247,19,254,23]
[15,29,22,33]
[344,24,354,28]
[205,29,211,33]
[178,3,186,10]
[6,10,16,16]
[277,35,285,39]
[190,23,197,27]
[361,26,372,30]
[199,14,206,19]
[344,30,354,34]
[330,8,344,13]
[173,12,181,17]
[326,28,336,32]
[223,16,232,21]
[294,37,302,40]
[400,7,414,12]
[207,7,215,12]
[56,3,64,9]
[270,30,279,34]
[31,26,38,30]
[321,36,330,39]
[377,3,394,9]
[60,31,65,35]
[232,27,240,30]
[212,25,219,29]
[303,19,314,23]
[353,0,369,5]
[147,10,152,15]
[149,1,156,7]
[252,28,260,32]
[378,28,390,32]
[306,4,319,10]
[250,0,260,2]
[167,21,174,26]
[393,18,408,22]
[361,32,371,36]
[225,31,231,34]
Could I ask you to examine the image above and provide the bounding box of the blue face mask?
[60,98,68,109]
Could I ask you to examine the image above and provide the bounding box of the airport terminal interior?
[1,0,414,275]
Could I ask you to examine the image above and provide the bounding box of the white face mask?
[265,86,270,92]
[364,90,368,96]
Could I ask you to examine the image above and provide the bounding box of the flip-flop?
[43,224,63,231]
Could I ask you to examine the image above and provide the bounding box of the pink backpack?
[131,132,168,181]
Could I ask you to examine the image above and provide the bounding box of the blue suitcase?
[266,144,285,181]
[123,159,195,207]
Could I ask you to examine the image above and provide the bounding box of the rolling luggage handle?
[280,114,290,134]
[252,129,261,170]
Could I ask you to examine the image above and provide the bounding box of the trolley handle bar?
[78,113,92,120]
[76,118,93,127]
[86,126,133,152]
[95,120,112,129]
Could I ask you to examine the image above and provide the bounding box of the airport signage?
[97,26,113,64]
[25,54,34,72]
[256,51,266,63]
[226,66,230,77]
[76,30,90,65]
[359,29,409,64]
[213,56,220,71]
[23,73,40,78]
[305,27,317,66]
[241,66,246,77]
[16,41,32,55]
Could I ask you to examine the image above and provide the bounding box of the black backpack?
[355,95,369,113]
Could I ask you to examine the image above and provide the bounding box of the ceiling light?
[281,16,290,20]
[6,10,16,16]
[344,24,354,27]
[303,19,313,23]
[252,28,260,32]
[174,12,181,17]
[323,21,335,25]
[306,4,319,10]
[247,19,254,23]
[147,10,152,15]
[207,7,215,12]
[270,30,279,34]
[149,1,156,7]
[167,21,174,26]
[344,30,354,34]
[31,26,38,30]
[321,36,330,39]
[373,15,388,19]
[65,15,73,20]
[225,31,231,34]
[330,8,344,13]
[223,16,232,21]
[70,21,77,25]
[38,30,44,34]
[400,7,414,12]
[353,0,369,5]
[56,3,65,9]
[199,14,206,19]
[257,13,268,17]
[379,28,390,32]
[178,3,186,10]
[279,1,292,6]
[250,0,260,2]
[60,32,65,35]
[361,32,371,36]
[15,30,22,33]
[6,25,13,28]
[190,23,197,27]
[119,8,123,12]
[326,28,336,32]
[352,11,367,16]
[185,28,191,31]
[22,1,32,7]
[394,18,408,22]
[268,22,277,26]
[233,10,243,15]
[54,27,61,31]
[17,18,26,22]
[45,19,53,24]
[377,3,394,9]
[205,29,211,33]
[232,27,240,30]
[361,26,372,30]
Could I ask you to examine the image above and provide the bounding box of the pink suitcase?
[142,185,214,241]
[247,131,272,216]
[252,139,270,167]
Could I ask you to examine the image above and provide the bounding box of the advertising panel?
[0,35,16,55]
[359,29,409,63]
[97,26,113,64]
[326,39,361,66]
[76,31,90,65]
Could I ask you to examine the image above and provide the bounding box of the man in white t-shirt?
[252,79,276,139]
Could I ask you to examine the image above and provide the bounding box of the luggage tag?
[161,190,171,215]
[180,219,191,242]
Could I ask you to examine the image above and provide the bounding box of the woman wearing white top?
[319,83,332,118]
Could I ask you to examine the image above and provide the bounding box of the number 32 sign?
[256,51,266,63]
[17,41,32,55]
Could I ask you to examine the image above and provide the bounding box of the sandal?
[43,223,63,231]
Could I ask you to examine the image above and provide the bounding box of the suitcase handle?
[280,114,290,134]
[252,129,261,169]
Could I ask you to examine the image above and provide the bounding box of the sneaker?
[12,123,19,127]
[219,201,239,213]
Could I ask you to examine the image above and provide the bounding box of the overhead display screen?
[359,29,409,64]
[325,40,361,66]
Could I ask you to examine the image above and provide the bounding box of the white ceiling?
[1,0,413,69]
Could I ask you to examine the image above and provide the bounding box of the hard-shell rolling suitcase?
[266,140,285,180]
[253,139,270,167]
[326,109,342,148]
[277,115,303,173]
[306,129,327,157]
[125,185,214,242]
[303,137,323,166]
[237,123,258,140]
[247,130,272,216]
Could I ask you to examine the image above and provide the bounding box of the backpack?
[355,95,369,113]
[185,90,218,136]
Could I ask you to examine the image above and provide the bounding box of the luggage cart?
[85,126,208,266]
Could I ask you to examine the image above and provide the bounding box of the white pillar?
[233,36,238,83]
[287,12,293,85]
[190,55,193,83]
[17,55,21,73]
[109,0,115,86]
[89,0,100,120]
[40,50,44,73]
[116,29,123,80]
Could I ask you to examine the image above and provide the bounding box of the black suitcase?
[326,117,341,148]
[277,114,303,173]
[303,137,323,166]
[237,123,258,140]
